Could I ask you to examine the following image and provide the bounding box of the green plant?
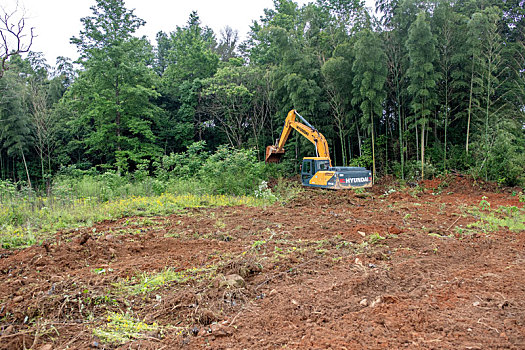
[116,266,217,295]
[468,205,525,232]
[368,233,386,245]
[479,196,491,210]
[251,240,267,251]
[93,312,160,345]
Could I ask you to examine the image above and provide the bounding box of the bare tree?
[1,2,35,79]
[216,26,238,62]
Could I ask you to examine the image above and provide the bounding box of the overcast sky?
[3,0,375,66]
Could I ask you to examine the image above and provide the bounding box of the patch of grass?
[468,199,525,233]
[115,266,218,295]
[0,226,36,249]
[93,312,160,345]
[271,178,304,203]
[0,193,270,249]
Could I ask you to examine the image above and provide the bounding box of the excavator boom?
[265,110,330,164]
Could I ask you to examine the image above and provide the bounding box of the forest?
[1,0,524,188]
[1,1,525,348]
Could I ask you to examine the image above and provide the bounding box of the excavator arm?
[266,110,331,164]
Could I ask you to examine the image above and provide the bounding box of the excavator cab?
[301,159,314,185]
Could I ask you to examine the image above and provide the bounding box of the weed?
[368,233,386,245]
[115,266,217,295]
[479,196,491,211]
[214,219,226,229]
[468,205,525,232]
[251,240,267,251]
[0,227,36,249]
[93,312,160,345]
[354,187,367,195]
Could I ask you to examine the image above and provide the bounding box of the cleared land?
[1,176,524,349]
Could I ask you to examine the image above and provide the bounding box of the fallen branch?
[446,216,461,232]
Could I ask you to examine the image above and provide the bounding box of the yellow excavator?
[266,110,372,189]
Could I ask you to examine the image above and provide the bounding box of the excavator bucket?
[265,145,285,163]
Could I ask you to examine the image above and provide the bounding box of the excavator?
[266,109,372,189]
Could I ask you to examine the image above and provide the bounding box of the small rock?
[360,298,368,306]
[78,232,90,245]
[218,274,245,289]
[358,231,366,237]
[208,323,231,337]
[191,326,199,336]
[38,345,53,350]
[473,301,480,307]
[370,296,382,307]
[291,299,299,306]
[388,226,403,235]
[13,296,23,303]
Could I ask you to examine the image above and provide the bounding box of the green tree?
[352,29,387,181]
[69,0,161,172]
[0,57,32,186]
[158,12,219,151]
[322,43,354,165]
[201,61,254,147]
[467,7,511,180]
[406,11,438,179]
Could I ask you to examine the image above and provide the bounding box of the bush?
[198,145,266,195]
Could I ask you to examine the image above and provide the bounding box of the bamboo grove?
[0,0,524,187]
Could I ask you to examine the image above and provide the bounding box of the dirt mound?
[1,178,524,349]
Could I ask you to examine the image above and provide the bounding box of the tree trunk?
[466,60,474,154]
[20,146,32,192]
[421,119,425,180]
[115,75,122,174]
[339,129,346,166]
[444,78,448,172]
[415,121,419,162]
[370,105,376,184]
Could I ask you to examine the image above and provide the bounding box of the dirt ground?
[1,175,524,349]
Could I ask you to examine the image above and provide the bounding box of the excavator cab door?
[301,159,313,185]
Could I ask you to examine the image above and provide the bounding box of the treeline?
[0,0,524,187]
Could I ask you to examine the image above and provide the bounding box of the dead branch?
[0,2,35,78]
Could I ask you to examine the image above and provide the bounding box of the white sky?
[2,0,376,66]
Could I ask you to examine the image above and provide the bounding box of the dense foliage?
[1,0,524,187]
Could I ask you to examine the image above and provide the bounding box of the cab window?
[317,160,330,171]
[302,160,311,174]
